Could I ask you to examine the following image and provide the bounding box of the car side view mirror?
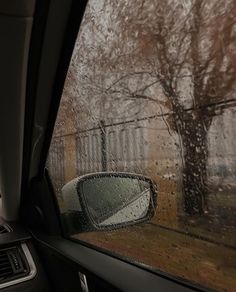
[61,172,157,234]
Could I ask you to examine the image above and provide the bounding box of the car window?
[47,0,236,290]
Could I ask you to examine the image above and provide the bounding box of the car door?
[22,0,236,291]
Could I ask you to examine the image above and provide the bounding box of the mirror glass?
[79,176,152,227]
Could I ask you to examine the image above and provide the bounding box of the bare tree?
[66,0,236,215]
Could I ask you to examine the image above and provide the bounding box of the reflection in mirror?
[79,176,151,227]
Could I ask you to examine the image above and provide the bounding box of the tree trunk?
[180,116,209,215]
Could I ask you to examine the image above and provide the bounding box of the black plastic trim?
[38,0,88,176]
[0,220,31,247]
[34,233,209,292]
[21,0,51,201]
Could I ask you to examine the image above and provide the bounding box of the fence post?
[100,120,107,171]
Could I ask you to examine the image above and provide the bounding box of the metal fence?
[47,136,65,192]
[76,120,146,175]
[48,120,146,189]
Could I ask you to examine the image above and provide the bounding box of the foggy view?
[47,0,236,291]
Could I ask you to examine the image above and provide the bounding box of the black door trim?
[33,233,209,292]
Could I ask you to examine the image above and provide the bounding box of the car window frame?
[30,1,219,291]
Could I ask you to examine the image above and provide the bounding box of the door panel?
[33,233,202,292]
[35,240,120,292]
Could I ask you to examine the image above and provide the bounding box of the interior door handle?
[78,272,89,292]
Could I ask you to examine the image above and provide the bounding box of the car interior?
[0,1,234,291]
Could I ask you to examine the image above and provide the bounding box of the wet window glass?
[47,0,236,290]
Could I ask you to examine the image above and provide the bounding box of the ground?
[75,222,236,292]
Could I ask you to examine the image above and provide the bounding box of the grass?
[75,223,236,291]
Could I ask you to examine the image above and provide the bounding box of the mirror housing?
[61,172,157,234]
